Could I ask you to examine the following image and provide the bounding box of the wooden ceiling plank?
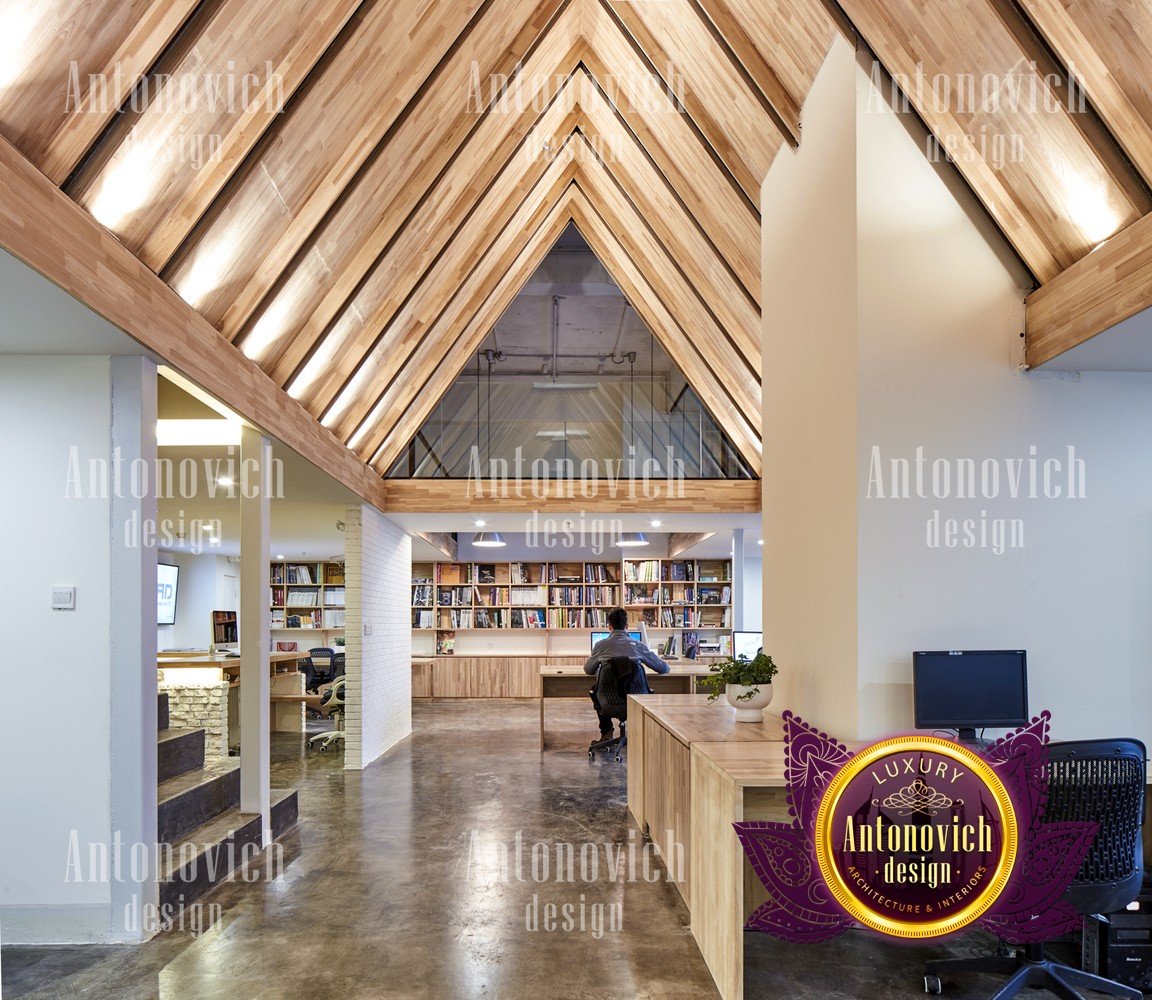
[384,480,761,513]
[70,0,364,270]
[0,131,388,510]
[840,0,1151,283]
[37,0,201,184]
[582,3,760,299]
[364,192,579,471]
[1016,0,1152,187]
[303,99,584,431]
[248,0,579,376]
[602,0,782,202]
[164,0,485,326]
[667,531,718,557]
[570,136,761,431]
[567,188,762,474]
[573,71,761,372]
[1025,210,1152,367]
[693,0,838,142]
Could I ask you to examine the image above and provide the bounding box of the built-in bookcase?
[412,558,733,655]
[269,560,346,645]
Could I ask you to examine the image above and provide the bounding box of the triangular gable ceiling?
[387,222,756,480]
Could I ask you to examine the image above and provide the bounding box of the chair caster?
[614,754,622,762]
[319,744,327,752]
[923,974,942,994]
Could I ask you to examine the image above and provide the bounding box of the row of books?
[412,584,434,606]
[281,586,320,607]
[271,563,316,584]
[272,609,323,628]
[623,560,661,582]
[437,586,475,606]
[323,609,346,628]
[510,585,547,605]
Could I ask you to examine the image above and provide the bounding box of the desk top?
[692,741,788,787]
[157,651,308,668]
[633,696,785,745]
[542,663,712,678]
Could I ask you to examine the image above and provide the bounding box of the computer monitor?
[733,631,763,661]
[591,630,642,651]
[157,563,179,626]
[913,650,1028,744]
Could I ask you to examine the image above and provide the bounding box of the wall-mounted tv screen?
[157,563,180,626]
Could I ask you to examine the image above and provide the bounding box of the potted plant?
[698,652,779,722]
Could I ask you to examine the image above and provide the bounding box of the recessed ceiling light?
[475,519,486,527]
[650,520,663,528]
[757,539,764,546]
[217,476,233,487]
[276,554,285,559]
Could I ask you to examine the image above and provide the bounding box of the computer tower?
[1083,875,1152,993]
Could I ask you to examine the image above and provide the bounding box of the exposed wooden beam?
[1025,211,1152,367]
[839,0,1152,283]
[314,108,584,440]
[1015,0,1152,188]
[164,0,485,324]
[230,0,572,352]
[567,188,762,475]
[70,0,363,271]
[38,0,202,184]
[368,191,579,475]
[413,531,458,561]
[383,480,761,513]
[668,531,718,557]
[582,2,761,299]
[602,0,782,202]
[255,4,583,385]
[0,132,388,511]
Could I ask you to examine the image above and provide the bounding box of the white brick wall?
[343,505,412,768]
[157,679,229,761]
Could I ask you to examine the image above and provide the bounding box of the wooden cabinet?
[413,655,584,698]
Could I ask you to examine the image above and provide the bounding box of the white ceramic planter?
[725,682,773,722]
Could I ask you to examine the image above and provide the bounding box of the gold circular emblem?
[813,737,1018,938]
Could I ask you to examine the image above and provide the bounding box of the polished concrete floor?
[5,701,1046,999]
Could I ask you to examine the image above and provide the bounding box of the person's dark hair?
[607,607,629,631]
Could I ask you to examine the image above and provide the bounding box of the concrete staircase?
[156,692,298,909]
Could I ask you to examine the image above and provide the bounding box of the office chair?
[307,676,346,753]
[924,738,1146,998]
[588,657,650,763]
[304,646,336,692]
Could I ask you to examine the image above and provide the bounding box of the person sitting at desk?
[584,608,669,740]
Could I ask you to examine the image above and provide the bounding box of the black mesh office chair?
[588,657,650,763]
[925,738,1147,998]
[304,646,336,692]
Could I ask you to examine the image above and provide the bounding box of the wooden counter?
[627,695,789,1000]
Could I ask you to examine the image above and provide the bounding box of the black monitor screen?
[913,650,1028,731]
[591,630,642,652]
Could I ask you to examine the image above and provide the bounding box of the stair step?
[270,789,299,840]
[158,692,169,732]
[159,807,262,910]
[157,728,205,782]
[158,764,240,844]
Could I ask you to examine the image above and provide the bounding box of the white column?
[239,427,271,844]
[731,528,745,631]
[108,356,158,940]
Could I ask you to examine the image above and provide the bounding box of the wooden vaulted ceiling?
[0,0,1151,504]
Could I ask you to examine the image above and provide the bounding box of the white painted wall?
[0,356,155,943]
[741,556,763,632]
[762,38,1152,748]
[345,506,412,768]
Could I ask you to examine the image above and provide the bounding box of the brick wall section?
[157,679,229,761]
[344,505,412,769]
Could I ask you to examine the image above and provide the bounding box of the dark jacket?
[583,630,670,675]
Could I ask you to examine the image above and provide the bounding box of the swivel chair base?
[924,943,1141,999]
[307,729,345,752]
[589,723,627,763]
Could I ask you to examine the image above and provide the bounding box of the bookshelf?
[411,558,733,656]
[270,559,346,648]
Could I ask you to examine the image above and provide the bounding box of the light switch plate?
[51,585,76,610]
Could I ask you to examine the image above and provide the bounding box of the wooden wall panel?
[232,0,571,355]
[166,0,484,323]
[70,0,361,270]
[840,0,1152,282]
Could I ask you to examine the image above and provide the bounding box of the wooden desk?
[626,696,788,1000]
[537,664,713,750]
